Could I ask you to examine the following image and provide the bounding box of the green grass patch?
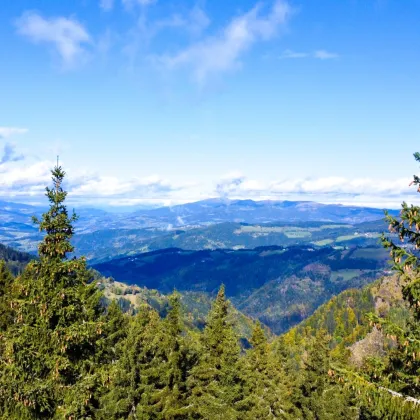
[284,231,312,238]
[319,224,352,230]
[238,226,285,233]
[351,247,387,260]
[335,235,357,242]
[312,239,334,246]
[330,269,362,282]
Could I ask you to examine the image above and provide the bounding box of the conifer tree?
[0,165,104,419]
[97,299,129,365]
[295,329,330,419]
[133,293,191,419]
[99,306,162,419]
[0,260,14,331]
[357,152,420,417]
[155,293,190,419]
[239,321,293,419]
[376,154,420,397]
[295,329,355,420]
[187,285,242,419]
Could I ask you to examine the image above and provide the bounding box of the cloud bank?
[0,147,416,209]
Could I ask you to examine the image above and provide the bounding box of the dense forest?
[0,164,419,419]
[0,242,33,275]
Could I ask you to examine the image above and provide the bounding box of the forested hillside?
[0,242,34,275]
[98,275,260,342]
[94,244,389,333]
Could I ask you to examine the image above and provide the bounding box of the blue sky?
[1,0,420,209]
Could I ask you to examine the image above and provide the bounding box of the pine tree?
[99,306,162,419]
[357,151,420,417]
[0,260,14,331]
[155,293,190,419]
[377,153,420,397]
[239,321,293,419]
[186,285,242,420]
[295,329,331,419]
[0,165,105,419]
[97,299,129,365]
[133,293,191,419]
[294,329,355,420]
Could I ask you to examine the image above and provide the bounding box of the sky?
[1,0,420,210]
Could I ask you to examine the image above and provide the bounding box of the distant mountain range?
[127,198,397,226]
[0,198,397,256]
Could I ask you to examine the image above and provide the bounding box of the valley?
[93,244,390,334]
[0,197,394,335]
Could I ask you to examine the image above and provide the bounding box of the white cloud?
[0,160,52,191]
[100,0,115,11]
[122,0,156,8]
[160,0,292,83]
[0,143,415,209]
[313,49,339,60]
[16,12,92,66]
[152,6,210,36]
[0,127,28,139]
[280,49,339,60]
[208,174,420,208]
[188,5,211,36]
[279,49,308,58]
[69,173,181,198]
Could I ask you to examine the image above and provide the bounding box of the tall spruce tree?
[358,151,420,417]
[0,165,104,419]
[99,306,163,419]
[186,285,242,420]
[0,261,14,331]
[133,293,190,419]
[296,329,331,419]
[153,293,190,419]
[239,321,293,419]
[295,329,355,420]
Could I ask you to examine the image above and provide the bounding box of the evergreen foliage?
[360,152,420,410]
[0,261,14,331]
[186,285,242,419]
[0,166,105,419]
[239,322,294,419]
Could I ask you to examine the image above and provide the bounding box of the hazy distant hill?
[93,245,390,333]
[129,198,397,227]
[0,198,396,256]
[73,219,388,263]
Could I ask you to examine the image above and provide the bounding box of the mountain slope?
[98,276,261,343]
[278,274,409,366]
[93,245,390,333]
[0,242,34,275]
